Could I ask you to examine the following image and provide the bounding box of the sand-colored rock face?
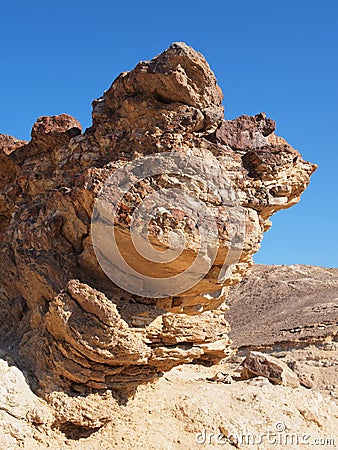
[0,42,316,427]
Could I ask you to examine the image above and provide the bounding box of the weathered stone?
[298,373,315,389]
[30,113,82,150]
[240,351,300,387]
[103,42,223,132]
[0,133,27,155]
[209,112,276,150]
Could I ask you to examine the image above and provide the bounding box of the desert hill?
[228,264,338,348]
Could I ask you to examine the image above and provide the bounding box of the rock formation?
[1,266,337,448]
[0,42,317,428]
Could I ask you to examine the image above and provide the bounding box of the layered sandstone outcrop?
[0,42,316,427]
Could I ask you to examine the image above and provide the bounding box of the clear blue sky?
[1,1,337,268]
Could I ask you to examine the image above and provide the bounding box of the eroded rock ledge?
[0,42,316,428]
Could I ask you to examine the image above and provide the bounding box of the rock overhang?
[0,42,317,428]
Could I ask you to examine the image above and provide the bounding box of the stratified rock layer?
[0,43,316,427]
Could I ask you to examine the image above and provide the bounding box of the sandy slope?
[227,264,338,348]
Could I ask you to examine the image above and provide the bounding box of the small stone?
[298,374,314,389]
[207,372,233,384]
[240,351,300,388]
